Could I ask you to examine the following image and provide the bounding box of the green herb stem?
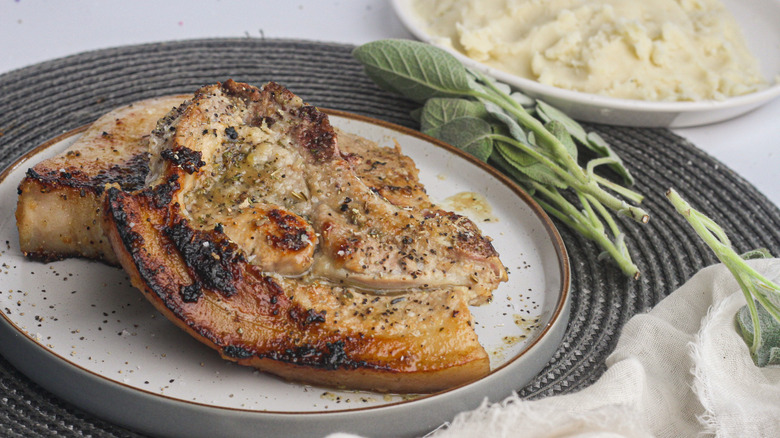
[667,188,780,356]
[467,88,588,180]
[587,193,621,241]
[534,183,640,278]
[468,73,647,220]
[578,192,604,232]
[492,133,649,223]
[593,174,644,204]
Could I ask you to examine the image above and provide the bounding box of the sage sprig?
[667,188,780,366]
[353,39,647,278]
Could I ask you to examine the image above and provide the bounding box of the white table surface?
[2,0,779,208]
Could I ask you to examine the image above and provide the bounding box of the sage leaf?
[493,137,535,167]
[489,152,535,193]
[352,40,473,103]
[536,100,589,144]
[545,120,578,163]
[482,100,529,145]
[510,91,535,108]
[423,116,493,162]
[420,98,489,132]
[496,144,568,189]
[737,302,780,367]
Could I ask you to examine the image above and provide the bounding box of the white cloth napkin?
[330,259,780,438]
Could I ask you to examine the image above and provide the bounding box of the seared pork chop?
[103,80,507,392]
[16,95,189,264]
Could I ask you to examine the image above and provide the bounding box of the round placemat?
[1,38,779,437]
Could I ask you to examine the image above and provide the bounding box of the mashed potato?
[412,0,768,101]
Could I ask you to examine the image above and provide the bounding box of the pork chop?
[16,95,189,265]
[103,80,507,392]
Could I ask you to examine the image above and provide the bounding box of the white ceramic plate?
[0,111,569,438]
[392,0,780,128]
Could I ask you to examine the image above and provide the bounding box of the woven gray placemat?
[1,38,779,437]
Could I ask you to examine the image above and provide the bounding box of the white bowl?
[392,0,780,128]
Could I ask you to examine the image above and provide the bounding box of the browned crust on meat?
[265,208,314,252]
[221,80,338,162]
